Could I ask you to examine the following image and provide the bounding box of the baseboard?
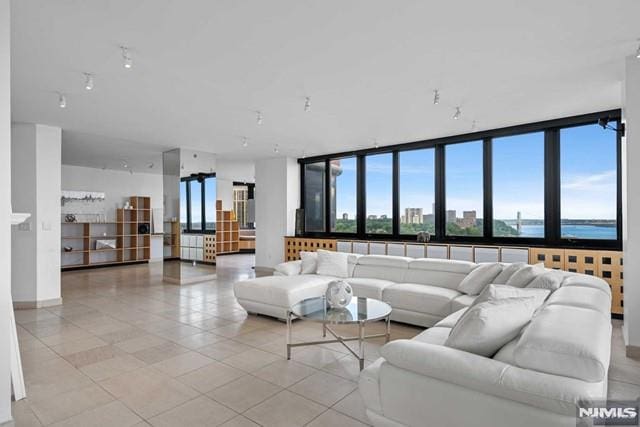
[626,344,640,359]
[0,418,14,427]
[13,298,63,310]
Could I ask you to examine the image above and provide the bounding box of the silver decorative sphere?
[325,280,353,308]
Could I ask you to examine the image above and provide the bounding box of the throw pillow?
[316,249,350,278]
[492,262,525,284]
[300,251,318,274]
[274,260,301,276]
[473,284,550,308]
[445,297,539,357]
[457,263,503,295]
[504,263,545,288]
[526,270,565,291]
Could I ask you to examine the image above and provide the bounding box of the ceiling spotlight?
[147,162,154,169]
[256,111,263,125]
[453,107,461,120]
[121,46,133,69]
[58,93,67,108]
[121,160,129,169]
[274,145,279,153]
[242,137,248,147]
[84,73,94,90]
[304,97,311,112]
[433,89,440,105]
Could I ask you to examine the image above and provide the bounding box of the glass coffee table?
[286,296,392,370]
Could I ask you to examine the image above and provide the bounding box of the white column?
[623,55,640,355]
[0,0,12,422]
[11,123,62,306]
[255,157,299,269]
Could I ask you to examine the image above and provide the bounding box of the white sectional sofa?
[233,253,613,427]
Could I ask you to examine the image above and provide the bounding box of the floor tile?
[49,400,142,427]
[115,334,168,354]
[151,351,214,377]
[219,415,260,427]
[148,396,236,427]
[80,354,146,381]
[29,384,114,425]
[207,375,282,412]
[244,390,326,427]
[132,341,190,364]
[289,371,357,406]
[222,348,282,373]
[253,360,317,388]
[306,409,368,427]
[49,336,108,356]
[197,340,253,361]
[175,332,225,349]
[332,390,370,425]
[177,361,245,393]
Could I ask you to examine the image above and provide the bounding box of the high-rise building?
[423,214,435,224]
[342,213,348,220]
[446,210,457,224]
[367,214,378,220]
[458,210,477,228]
[404,208,423,224]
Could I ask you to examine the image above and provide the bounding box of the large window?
[365,153,393,234]
[493,132,545,238]
[180,181,187,231]
[561,124,617,240]
[331,157,357,233]
[181,173,216,233]
[446,141,483,236]
[399,149,435,235]
[304,162,325,232]
[299,110,621,249]
[189,180,203,231]
[233,182,255,229]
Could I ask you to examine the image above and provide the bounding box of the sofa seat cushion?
[451,294,476,312]
[233,275,334,308]
[514,305,612,382]
[412,326,451,345]
[434,308,468,328]
[344,277,396,299]
[383,283,462,317]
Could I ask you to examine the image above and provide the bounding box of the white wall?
[623,56,640,352]
[255,157,299,268]
[61,165,164,260]
[0,0,12,422]
[11,123,62,304]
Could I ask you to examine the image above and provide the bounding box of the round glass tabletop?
[290,296,392,325]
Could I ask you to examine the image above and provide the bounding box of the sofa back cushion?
[457,263,503,295]
[316,250,350,278]
[473,284,550,308]
[352,255,412,282]
[505,263,545,287]
[513,305,611,382]
[404,258,476,290]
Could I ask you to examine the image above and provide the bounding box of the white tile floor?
[10,254,640,426]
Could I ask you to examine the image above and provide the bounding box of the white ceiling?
[10,0,640,166]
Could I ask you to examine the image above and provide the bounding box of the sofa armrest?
[274,260,302,276]
[379,340,606,416]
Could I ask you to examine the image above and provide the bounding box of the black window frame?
[181,173,216,235]
[299,110,622,250]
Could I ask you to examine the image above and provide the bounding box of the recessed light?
[121,46,133,69]
[304,97,311,112]
[84,73,94,90]
[257,111,263,125]
[433,90,440,105]
[242,137,248,147]
[58,93,67,108]
[453,107,461,120]
[274,145,279,153]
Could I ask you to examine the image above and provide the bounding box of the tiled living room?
[3,1,640,427]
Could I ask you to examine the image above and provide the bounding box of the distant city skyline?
[334,124,616,221]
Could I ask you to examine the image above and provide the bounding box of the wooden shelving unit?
[215,200,239,255]
[61,196,152,270]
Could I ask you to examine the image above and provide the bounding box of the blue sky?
[334,123,616,220]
